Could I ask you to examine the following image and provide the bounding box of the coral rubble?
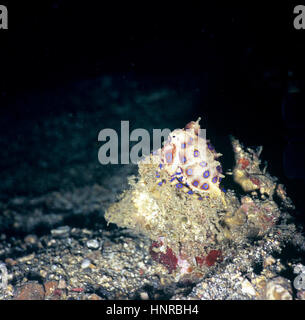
[105,119,298,281]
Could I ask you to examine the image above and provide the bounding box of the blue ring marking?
[201,183,209,190]
[170,177,176,182]
[158,182,163,186]
[187,137,193,145]
[177,176,183,182]
[187,190,194,195]
[203,170,210,178]
[221,188,226,193]
[194,150,199,157]
[216,165,222,173]
[176,183,183,189]
[159,163,163,169]
[218,177,222,182]
[198,197,203,200]
[193,181,199,187]
[212,177,218,183]
[200,161,207,167]
[181,143,186,149]
[186,168,193,175]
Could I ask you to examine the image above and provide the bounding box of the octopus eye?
[203,170,210,178]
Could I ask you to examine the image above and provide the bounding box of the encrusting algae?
[105,118,286,281]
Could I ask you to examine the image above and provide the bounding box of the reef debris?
[231,137,277,197]
[105,119,297,281]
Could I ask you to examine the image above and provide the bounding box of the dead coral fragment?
[105,121,285,281]
[265,277,293,300]
[231,137,277,197]
[150,241,178,273]
[195,250,223,267]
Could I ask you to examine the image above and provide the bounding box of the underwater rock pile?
[105,119,294,281]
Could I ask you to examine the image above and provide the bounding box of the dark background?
[0,2,304,228]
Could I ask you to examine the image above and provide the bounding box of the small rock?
[47,239,57,247]
[51,226,71,238]
[82,229,93,235]
[88,294,103,300]
[44,281,58,297]
[5,258,17,266]
[265,277,293,300]
[24,234,38,245]
[18,253,35,263]
[51,265,57,272]
[86,239,100,250]
[5,284,14,297]
[293,263,305,275]
[13,282,45,300]
[81,259,91,269]
[264,256,276,268]
[140,291,149,300]
[252,275,267,294]
[39,270,48,278]
[58,279,67,289]
[241,279,256,296]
